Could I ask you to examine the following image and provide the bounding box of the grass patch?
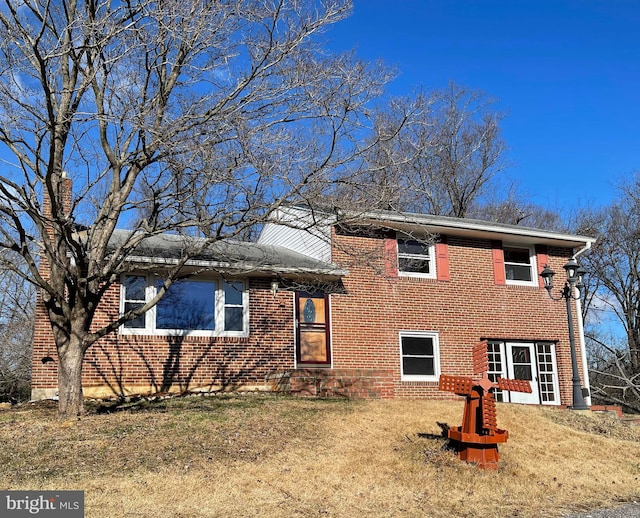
[1,396,639,517]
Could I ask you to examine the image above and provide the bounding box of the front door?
[295,292,331,365]
[506,342,540,404]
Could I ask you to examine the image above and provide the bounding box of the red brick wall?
[329,230,583,405]
[32,278,297,398]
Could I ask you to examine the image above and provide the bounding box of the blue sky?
[326,0,640,213]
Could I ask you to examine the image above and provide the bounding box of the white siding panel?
[258,208,332,262]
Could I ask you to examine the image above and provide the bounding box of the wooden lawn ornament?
[438,341,532,469]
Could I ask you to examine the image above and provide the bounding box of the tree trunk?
[57,339,85,418]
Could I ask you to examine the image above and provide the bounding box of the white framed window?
[120,274,249,337]
[397,237,436,278]
[399,331,440,381]
[487,341,505,402]
[503,245,537,286]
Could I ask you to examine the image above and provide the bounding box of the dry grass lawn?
[1,395,639,517]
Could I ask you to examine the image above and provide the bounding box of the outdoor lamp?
[575,266,587,289]
[539,264,555,293]
[563,258,579,282]
[540,259,590,410]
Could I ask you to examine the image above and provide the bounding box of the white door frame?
[505,342,540,404]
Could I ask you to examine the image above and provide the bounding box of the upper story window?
[121,275,248,337]
[503,245,537,286]
[397,237,436,279]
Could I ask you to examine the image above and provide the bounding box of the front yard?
[1,396,639,517]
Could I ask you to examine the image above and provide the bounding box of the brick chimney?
[42,171,73,224]
[39,172,73,281]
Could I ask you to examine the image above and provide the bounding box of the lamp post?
[539,259,589,410]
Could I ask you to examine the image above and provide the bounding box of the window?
[121,275,248,336]
[399,331,440,381]
[487,341,505,402]
[224,281,244,332]
[397,237,436,278]
[536,342,559,404]
[123,275,147,329]
[503,245,536,286]
[156,279,215,331]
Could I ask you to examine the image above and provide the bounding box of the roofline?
[348,209,596,249]
[124,255,347,278]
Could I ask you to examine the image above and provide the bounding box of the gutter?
[360,210,597,248]
[573,240,593,406]
[124,255,348,278]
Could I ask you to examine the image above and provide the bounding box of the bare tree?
[470,184,567,231]
[0,255,34,402]
[586,332,640,413]
[577,173,640,410]
[351,82,509,217]
[0,0,391,417]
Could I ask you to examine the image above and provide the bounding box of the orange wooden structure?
[439,341,532,469]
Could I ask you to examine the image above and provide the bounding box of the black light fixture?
[563,257,579,282]
[539,264,555,292]
[575,266,587,289]
[540,259,589,410]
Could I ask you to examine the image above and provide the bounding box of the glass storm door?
[506,342,540,404]
[295,292,331,365]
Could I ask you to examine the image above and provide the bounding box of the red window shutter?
[384,233,398,277]
[491,240,506,285]
[436,238,450,281]
[535,244,549,288]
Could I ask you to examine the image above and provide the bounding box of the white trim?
[119,274,249,338]
[397,237,437,279]
[506,342,541,404]
[399,330,441,382]
[504,244,538,287]
[535,342,561,406]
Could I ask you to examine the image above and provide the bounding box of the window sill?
[398,272,437,280]
[119,328,249,339]
[401,376,439,383]
[504,281,539,288]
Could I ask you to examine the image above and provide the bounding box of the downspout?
[573,241,592,406]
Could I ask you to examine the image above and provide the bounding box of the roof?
[343,208,596,249]
[108,230,346,279]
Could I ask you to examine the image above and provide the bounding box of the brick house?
[31,206,596,406]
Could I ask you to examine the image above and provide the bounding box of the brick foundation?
[277,368,395,398]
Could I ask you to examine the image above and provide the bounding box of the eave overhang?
[353,210,596,249]
[123,255,347,280]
